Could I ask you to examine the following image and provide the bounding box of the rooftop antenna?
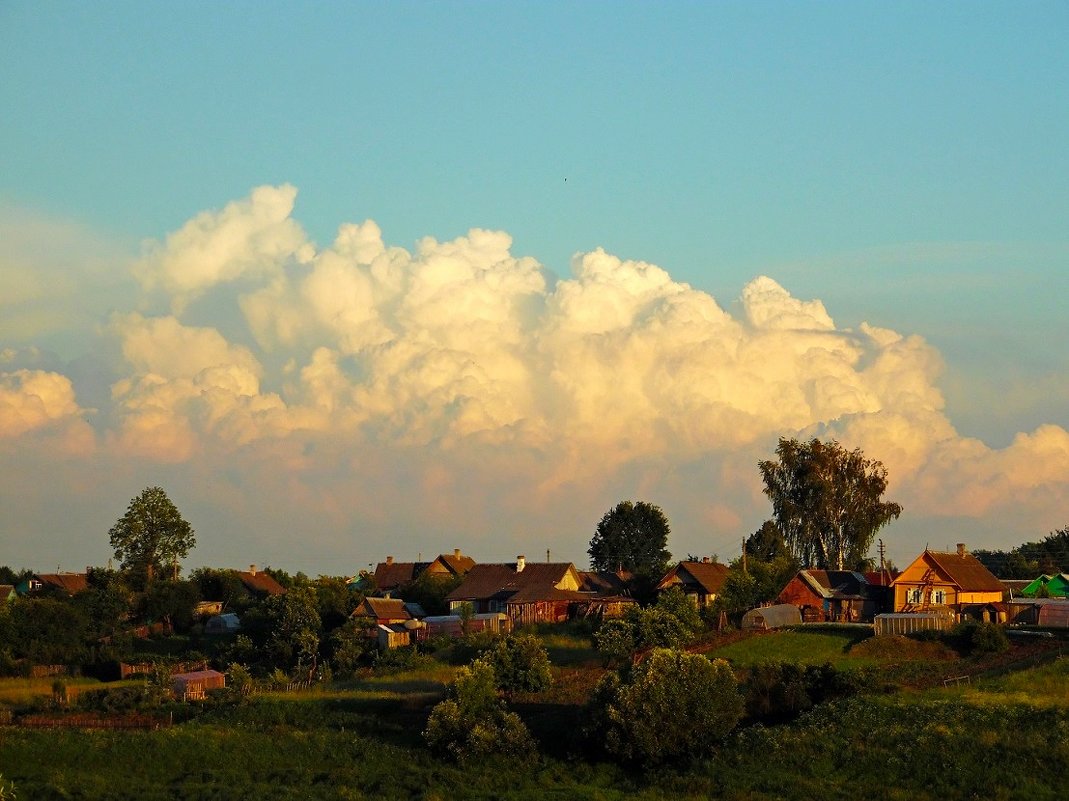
[546,549,550,563]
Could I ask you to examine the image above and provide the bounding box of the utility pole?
[878,539,886,584]
[742,537,748,576]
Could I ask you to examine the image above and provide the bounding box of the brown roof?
[373,561,429,591]
[863,570,899,587]
[446,562,582,604]
[37,573,89,594]
[578,570,632,595]
[0,585,15,601]
[658,561,729,595]
[922,550,1005,593]
[798,570,872,600]
[236,570,286,596]
[434,551,476,576]
[355,597,413,621]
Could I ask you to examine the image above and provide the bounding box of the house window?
[933,590,946,605]
[909,588,923,604]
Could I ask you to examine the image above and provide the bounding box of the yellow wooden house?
[891,544,1005,617]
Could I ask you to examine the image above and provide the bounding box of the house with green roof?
[1020,573,1069,598]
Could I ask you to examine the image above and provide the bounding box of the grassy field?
[3,629,1068,800]
[0,676,141,706]
[707,625,875,667]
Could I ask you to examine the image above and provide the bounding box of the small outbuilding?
[873,612,954,636]
[741,604,802,631]
[205,613,241,634]
[172,669,226,701]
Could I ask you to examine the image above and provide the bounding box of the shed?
[376,624,412,650]
[205,613,241,634]
[741,604,801,630]
[417,612,510,640]
[873,612,954,636]
[172,669,226,701]
[1037,600,1069,628]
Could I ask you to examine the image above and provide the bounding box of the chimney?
[702,557,710,564]
[454,548,461,559]
[956,543,966,557]
[516,555,526,572]
[386,556,394,565]
[249,564,257,576]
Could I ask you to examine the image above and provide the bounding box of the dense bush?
[373,645,431,674]
[77,685,159,713]
[592,589,707,666]
[423,658,535,762]
[481,634,552,693]
[593,619,637,666]
[909,620,1010,656]
[586,649,743,765]
[744,660,877,723]
[745,661,812,722]
[964,621,1009,654]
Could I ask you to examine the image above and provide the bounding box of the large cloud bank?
[3,185,1068,570]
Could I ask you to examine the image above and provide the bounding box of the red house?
[776,570,881,623]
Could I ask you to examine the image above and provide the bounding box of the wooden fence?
[18,713,171,730]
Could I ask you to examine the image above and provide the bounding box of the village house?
[891,544,1005,620]
[370,549,476,595]
[236,565,286,597]
[349,596,427,649]
[576,569,638,618]
[657,559,730,608]
[775,570,883,623]
[16,572,89,596]
[445,556,589,626]
[1020,573,1069,598]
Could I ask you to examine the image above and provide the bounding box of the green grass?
[708,626,875,668]
[0,676,141,706]
[6,677,1069,800]
[6,633,1069,800]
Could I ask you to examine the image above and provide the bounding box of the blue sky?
[2,3,1068,573]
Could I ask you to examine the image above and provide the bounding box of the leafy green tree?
[108,487,196,583]
[745,520,790,562]
[588,500,672,576]
[328,620,375,677]
[631,606,689,650]
[72,567,132,640]
[653,586,703,635]
[190,568,253,610]
[8,598,90,664]
[398,571,465,616]
[423,658,535,762]
[759,438,902,570]
[141,579,200,630]
[263,586,322,677]
[715,553,799,616]
[482,634,553,693]
[0,566,31,587]
[593,618,638,667]
[312,575,360,631]
[587,649,743,765]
